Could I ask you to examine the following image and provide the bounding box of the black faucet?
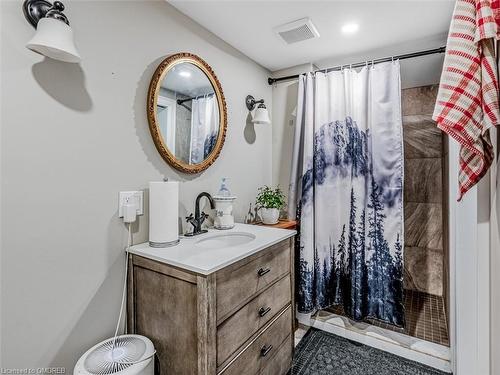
[185,192,215,236]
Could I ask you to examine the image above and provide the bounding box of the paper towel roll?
[149,181,179,247]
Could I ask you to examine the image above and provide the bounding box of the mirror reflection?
[157,62,220,165]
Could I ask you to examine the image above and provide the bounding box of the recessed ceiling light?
[179,71,191,78]
[341,22,359,34]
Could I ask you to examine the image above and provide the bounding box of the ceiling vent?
[274,18,320,44]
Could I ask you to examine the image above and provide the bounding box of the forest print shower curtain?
[288,62,405,326]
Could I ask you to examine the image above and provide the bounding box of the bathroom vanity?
[126,224,296,375]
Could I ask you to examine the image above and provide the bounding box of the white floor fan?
[74,335,156,375]
[74,223,157,375]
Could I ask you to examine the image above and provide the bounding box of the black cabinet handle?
[258,306,271,317]
[260,344,273,357]
[257,267,270,277]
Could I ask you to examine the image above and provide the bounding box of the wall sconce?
[246,95,271,125]
[23,0,81,63]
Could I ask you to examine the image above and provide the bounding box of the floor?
[295,325,309,347]
[326,289,449,346]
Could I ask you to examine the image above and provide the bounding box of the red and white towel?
[433,0,500,200]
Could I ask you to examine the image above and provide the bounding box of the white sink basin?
[195,232,256,249]
[128,223,296,274]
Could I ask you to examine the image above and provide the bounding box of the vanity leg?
[197,274,217,374]
[127,253,135,334]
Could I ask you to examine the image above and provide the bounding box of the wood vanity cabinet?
[127,237,295,375]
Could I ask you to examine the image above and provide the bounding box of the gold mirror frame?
[147,52,227,174]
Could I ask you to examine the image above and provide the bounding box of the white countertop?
[126,223,296,275]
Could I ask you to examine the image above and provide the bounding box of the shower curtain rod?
[177,92,215,105]
[267,46,446,85]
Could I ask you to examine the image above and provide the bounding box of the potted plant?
[256,186,286,225]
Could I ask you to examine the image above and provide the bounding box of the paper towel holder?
[148,181,180,248]
[149,239,179,248]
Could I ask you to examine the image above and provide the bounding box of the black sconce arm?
[23,0,69,28]
[246,95,266,111]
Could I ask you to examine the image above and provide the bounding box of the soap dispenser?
[213,178,236,230]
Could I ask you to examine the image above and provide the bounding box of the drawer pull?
[258,306,271,317]
[257,267,271,277]
[260,344,273,357]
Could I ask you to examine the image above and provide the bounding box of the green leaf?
[255,185,286,209]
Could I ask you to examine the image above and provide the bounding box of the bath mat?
[291,328,450,375]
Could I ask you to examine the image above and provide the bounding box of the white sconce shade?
[246,95,271,125]
[26,17,81,63]
[253,104,271,125]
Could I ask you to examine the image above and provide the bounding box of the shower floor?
[326,289,449,346]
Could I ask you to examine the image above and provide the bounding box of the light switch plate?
[119,191,144,218]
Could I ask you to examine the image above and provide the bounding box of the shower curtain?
[289,61,405,326]
[190,95,219,164]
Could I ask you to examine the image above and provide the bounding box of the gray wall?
[0,0,271,368]
[271,63,315,191]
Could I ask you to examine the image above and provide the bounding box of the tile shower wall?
[175,93,192,163]
[402,85,448,300]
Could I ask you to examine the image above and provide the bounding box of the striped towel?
[433,0,500,200]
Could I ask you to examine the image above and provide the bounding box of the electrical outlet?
[119,191,144,218]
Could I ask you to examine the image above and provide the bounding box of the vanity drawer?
[216,240,291,322]
[260,335,293,375]
[218,306,292,375]
[217,275,291,366]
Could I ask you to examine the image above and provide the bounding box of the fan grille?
[83,336,147,375]
[278,24,316,44]
[274,18,320,44]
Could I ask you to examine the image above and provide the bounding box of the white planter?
[260,208,280,225]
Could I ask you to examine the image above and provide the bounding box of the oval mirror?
[147,53,227,173]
